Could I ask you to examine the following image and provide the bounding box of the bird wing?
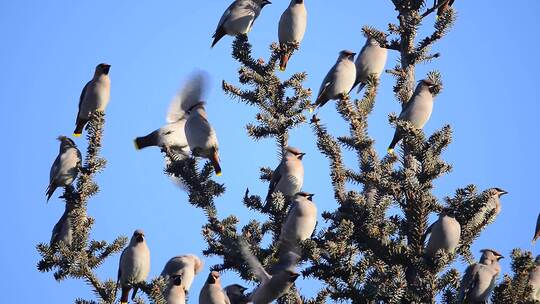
[317,70,334,101]
[422,221,435,245]
[215,1,237,34]
[265,163,283,201]
[534,213,540,243]
[458,264,479,303]
[239,239,271,283]
[50,211,67,245]
[76,81,90,122]
[167,72,209,122]
[49,155,61,183]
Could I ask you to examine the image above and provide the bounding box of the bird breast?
[328,60,356,98]
[278,4,307,43]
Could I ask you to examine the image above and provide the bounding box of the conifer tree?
[37,1,537,303]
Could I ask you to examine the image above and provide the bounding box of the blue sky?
[2,0,539,302]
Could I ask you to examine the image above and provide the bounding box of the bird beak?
[500,190,508,196]
[298,152,306,160]
[136,234,144,242]
[307,193,315,200]
[497,256,505,260]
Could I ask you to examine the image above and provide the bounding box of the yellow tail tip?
[387,148,394,154]
[73,133,81,137]
[279,66,286,72]
[216,172,222,176]
[133,140,140,150]
[308,106,314,113]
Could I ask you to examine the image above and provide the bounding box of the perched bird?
[387,79,437,153]
[50,205,76,248]
[533,213,540,244]
[74,63,111,136]
[224,284,249,304]
[163,275,186,304]
[239,241,300,304]
[424,209,461,257]
[265,147,305,203]
[280,192,317,254]
[312,50,357,110]
[470,188,508,228]
[199,271,230,304]
[46,136,82,201]
[458,249,504,303]
[161,254,204,294]
[351,37,387,93]
[529,255,540,301]
[117,230,151,304]
[436,0,455,18]
[278,0,307,71]
[212,0,272,47]
[185,102,221,175]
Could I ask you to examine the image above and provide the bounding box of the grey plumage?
[212,0,272,47]
[117,230,151,304]
[533,213,540,244]
[164,275,186,304]
[50,204,77,248]
[458,249,504,303]
[239,240,300,304]
[278,0,307,71]
[199,271,231,304]
[351,37,387,93]
[224,284,249,304]
[387,79,437,153]
[470,188,508,228]
[280,192,317,254]
[529,255,540,301]
[424,210,461,257]
[313,50,357,109]
[161,254,204,294]
[266,147,305,203]
[74,63,111,136]
[133,78,198,158]
[46,136,82,201]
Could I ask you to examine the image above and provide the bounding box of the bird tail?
[356,82,366,94]
[120,286,130,304]
[45,184,56,202]
[132,286,139,300]
[73,119,87,137]
[211,27,227,48]
[134,131,159,150]
[387,131,401,154]
[210,149,222,176]
[279,52,290,71]
[533,233,540,244]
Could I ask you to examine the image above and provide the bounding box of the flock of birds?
[43,0,540,303]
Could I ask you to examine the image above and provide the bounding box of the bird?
[470,188,508,228]
[265,147,305,203]
[239,240,300,304]
[424,209,461,257]
[212,0,272,48]
[163,275,186,304]
[199,271,230,304]
[50,205,76,248]
[387,79,437,153]
[185,102,222,175]
[161,254,204,295]
[280,192,317,254]
[278,0,307,71]
[529,255,540,301]
[224,284,249,304]
[117,230,151,304]
[436,0,455,19]
[458,249,504,303]
[312,50,357,110]
[133,75,202,158]
[351,37,387,93]
[46,136,82,201]
[73,63,111,136]
[533,213,540,244]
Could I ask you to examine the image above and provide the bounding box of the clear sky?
[2,0,539,303]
